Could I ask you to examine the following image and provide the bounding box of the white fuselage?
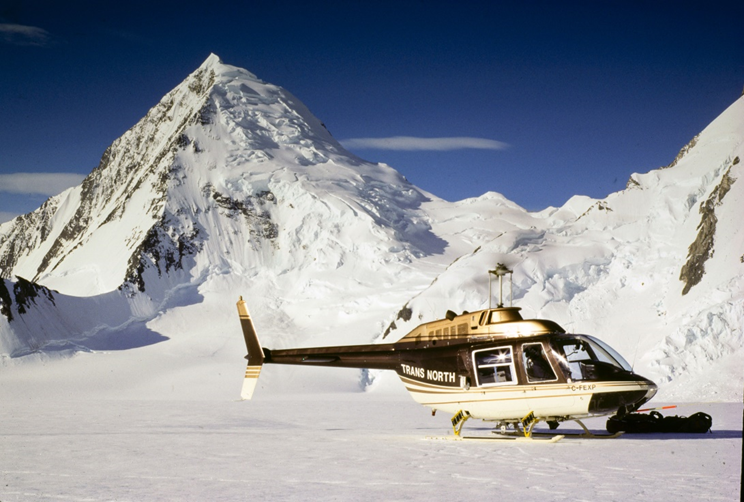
[400,375,657,420]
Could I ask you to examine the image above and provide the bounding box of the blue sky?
[1,0,743,222]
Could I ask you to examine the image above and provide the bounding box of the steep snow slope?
[0,277,165,357]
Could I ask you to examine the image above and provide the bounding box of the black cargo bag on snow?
[606,411,712,434]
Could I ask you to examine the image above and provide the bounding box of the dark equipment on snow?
[606,411,712,434]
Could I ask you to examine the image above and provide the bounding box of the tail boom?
[236,296,401,399]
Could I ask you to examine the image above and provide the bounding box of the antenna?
[488,264,513,308]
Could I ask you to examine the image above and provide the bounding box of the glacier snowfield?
[1,393,740,501]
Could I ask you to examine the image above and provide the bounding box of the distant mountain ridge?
[0,55,741,401]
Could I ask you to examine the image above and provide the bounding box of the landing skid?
[491,418,623,440]
[439,410,623,443]
[428,434,565,443]
[533,419,623,439]
[439,409,565,442]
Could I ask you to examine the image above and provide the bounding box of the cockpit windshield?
[550,335,633,381]
[584,335,633,372]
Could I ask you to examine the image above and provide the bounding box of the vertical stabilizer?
[241,365,262,400]
[237,296,265,400]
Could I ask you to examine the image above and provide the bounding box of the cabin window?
[443,327,449,338]
[472,346,517,387]
[487,310,501,324]
[521,342,557,383]
[435,329,441,338]
[457,323,467,335]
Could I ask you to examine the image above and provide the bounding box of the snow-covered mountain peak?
[198,53,260,81]
[199,52,225,70]
[0,55,446,322]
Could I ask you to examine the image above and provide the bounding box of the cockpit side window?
[472,346,517,387]
[552,339,590,381]
[550,336,631,381]
[521,342,557,383]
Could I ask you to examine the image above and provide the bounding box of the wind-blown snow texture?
[0,397,740,501]
[0,54,742,402]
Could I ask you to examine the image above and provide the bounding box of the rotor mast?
[488,264,513,309]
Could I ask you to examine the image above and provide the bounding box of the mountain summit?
[0,54,448,302]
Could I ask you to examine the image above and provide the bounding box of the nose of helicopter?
[639,377,659,406]
[588,377,658,415]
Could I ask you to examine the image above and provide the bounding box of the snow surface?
[0,393,741,501]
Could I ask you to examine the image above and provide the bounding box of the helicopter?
[237,265,658,441]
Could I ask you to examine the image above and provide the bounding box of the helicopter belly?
[399,375,656,421]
